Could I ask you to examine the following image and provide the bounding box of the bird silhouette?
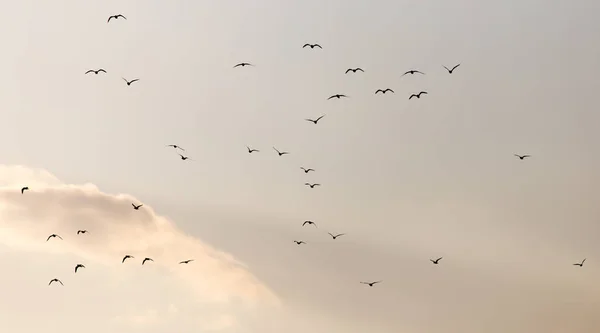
[305,115,325,124]
[122,255,134,263]
[178,153,191,161]
[302,220,317,227]
[514,154,531,160]
[328,94,348,100]
[233,62,253,68]
[166,144,185,151]
[328,233,345,240]
[85,69,106,75]
[375,88,394,94]
[179,259,194,264]
[360,281,382,287]
[76,230,88,235]
[294,240,306,245]
[573,258,586,267]
[305,183,321,188]
[273,147,289,156]
[21,186,29,194]
[345,68,364,74]
[122,78,139,86]
[74,264,85,273]
[402,70,425,76]
[443,64,461,74]
[46,234,63,242]
[409,91,428,100]
[107,14,126,23]
[132,203,143,210]
[430,257,443,264]
[246,146,259,153]
[142,258,154,265]
[300,167,315,173]
[48,278,63,286]
[303,43,322,49]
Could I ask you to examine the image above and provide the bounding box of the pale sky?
[0,1,599,333]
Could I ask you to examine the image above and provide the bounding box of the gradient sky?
[0,1,599,333]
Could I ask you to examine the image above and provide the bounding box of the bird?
[573,258,586,267]
[85,69,106,75]
[294,240,306,245]
[430,257,443,264]
[402,70,425,76]
[178,153,191,161]
[246,146,259,153]
[46,234,63,242]
[122,78,139,86]
[514,154,531,160]
[76,230,88,235]
[305,115,325,124]
[305,183,321,188]
[142,258,154,265]
[48,278,63,286]
[74,264,85,273]
[233,62,253,68]
[443,64,461,74]
[122,255,134,263]
[409,91,428,100]
[179,259,194,264]
[21,186,29,194]
[345,68,364,74]
[273,147,289,156]
[375,88,394,94]
[302,220,317,227]
[300,167,315,173]
[107,14,126,23]
[328,94,347,100]
[360,281,382,287]
[132,203,143,210]
[303,43,322,49]
[328,233,345,240]
[166,144,185,151]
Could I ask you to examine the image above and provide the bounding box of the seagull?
[142,258,154,265]
[302,220,317,227]
[303,43,322,49]
[300,167,315,173]
[74,264,85,273]
[294,240,306,245]
[246,146,259,153]
[375,88,394,94]
[273,147,289,156]
[178,153,191,161]
[179,259,194,264]
[345,68,364,74]
[305,183,321,188]
[107,14,126,23]
[328,233,345,240]
[514,154,531,160]
[573,258,586,267]
[46,234,63,242]
[122,255,134,263]
[305,115,325,124]
[360,281,382,287]
[85,69,106,75]
[409,91,428,100]
[402,70,425,76]
[233,62,253,68]
[430,257,443,264]
[328,94,348,100]
[76,230,88,235]
[21,186,29,194]
[122,78,139,86]
[132,203,143,210]
[443,64,461,74]
[48,278,64,286]
[166,144,185,151]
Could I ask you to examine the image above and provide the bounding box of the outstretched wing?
[451,64,460,71]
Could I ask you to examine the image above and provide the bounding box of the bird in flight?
[402,70,425,76]
[300,167,315,173]
[178,153,193,161]
[303,43,322,49]
[142,257,154,265]
[132,203,143,210]
[305,183,321,188]
[345,68,364,74]
[328,232,345,240]
[360,281,382,287]
[122,78,139,86]
[302,220,317,227]
[294,240,306,245]
[246,146,259,153]
[122,255,134,263]
[166,144,185,151]
[233,62,253,68]
[305,115,325,124]
[46,234,63,242]
[273,147,289,156]
[21,186,29,194]
[514,154,531,160]
[375,88,394,94]
[48,278,64,286]
[74,264,85,273]
[328,94,348,100]
[430,257,443,264]
[573,258,586,267]
[179,259,194,264]
[85,69,106,75]
[409,91,428,100]
[443,64,461,74]
[107,14,126,23]
[77,230,88,235]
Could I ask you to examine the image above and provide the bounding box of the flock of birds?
[24,12,588,288]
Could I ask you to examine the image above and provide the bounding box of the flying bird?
[360,281,382,287]
[179,259,194,264]
[178,153,192,161]
[402,70,425,76]
[305,115,325,124]
[246,146,259,153]
[430,257,443,264]
[375,88,394,94]
[300,167,315,173]
[46,234,63,241]
[107,14,126,23]
[305,183,321,188]
[573,258,586,267]
[74,264,85,273]
[328,233,345,240]
[345,68,364,74]
[142,258,154,265]
[514,154,531,160]
[303,43,322,49]
[122,78,139,86]
[328,94,347,100]
[48,278,63,286]
[122,255,134,263]
[273,147,289,156]
[233,62,253,68]
[294,240,306,245]
[21,186,29,194]
[85,69,106,75]
[132,203,143,210]
[302,220,317,227]
[409,91,428,100]
[443,64,461,74]
[166,144,185,151]
[76,230,88,235]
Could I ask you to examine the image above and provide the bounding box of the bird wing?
[302,44,310,48]
[421,91,428,95]
[375,89,383,94]
[85,70,94,74]
[451,64,460,71]
[443,66,450,72]
[122,256,128,263]
[58,280,64,285]
[117,15,127,19]
[98,69,106,73]
[582,258,586,264]
[272,147,281,154]
[402,71,410,76]
[356,68,364,72]
[130,79,139,83]
[328,232,334,238]
[57,235,63,239]
[386,89,394,93]
[315,44,322,48]
[122,77,129,83]
[523,155,531,158]
[327,95,335,100]
[437,257,443,261]
[107,16,114,22]
[316,115,324,121]
[336,233,345,237]
[345,69,351,74]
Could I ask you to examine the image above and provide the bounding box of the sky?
[0,0,599,332]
